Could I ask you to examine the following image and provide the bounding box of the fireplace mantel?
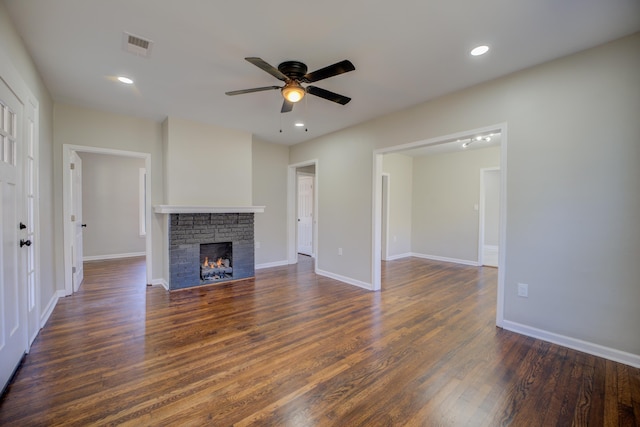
[154,205,265,214]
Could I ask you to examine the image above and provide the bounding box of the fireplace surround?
[167,213,255,290]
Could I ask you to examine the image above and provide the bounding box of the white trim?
[40,290,66,329]
[371,154,383,290]
[496,126,508,328]
[384,252,412,261]
[154,205,265,214]
[316,269,373,291]
[287,160,319,265]
[372,123,508,326]
[151,279,169,291]
[502,320,640,369]
[83,252,146,262]
[63,145,153,296]
[411,252,479,266]
[255,260,289,270]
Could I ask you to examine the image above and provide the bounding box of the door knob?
[20,239,32,247]
[82,224,87,228]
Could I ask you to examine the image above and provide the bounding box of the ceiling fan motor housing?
[278,61,308,80]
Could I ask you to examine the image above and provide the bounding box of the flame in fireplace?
[203,256,225,268]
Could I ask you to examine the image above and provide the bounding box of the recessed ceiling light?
[470,45,489,56]
[117,76,134,85]
[295,122,305,127]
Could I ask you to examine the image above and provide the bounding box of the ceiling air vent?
[122,32,153,57]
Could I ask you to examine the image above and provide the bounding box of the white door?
[0,80,27,392]
[70,151,84,291]
[297,174,314,256]
[24,99,38,344]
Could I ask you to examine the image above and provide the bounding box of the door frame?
[372,123,508,328]
[62,144,152,295]
[287,160,318,266]
[296,171,315,257]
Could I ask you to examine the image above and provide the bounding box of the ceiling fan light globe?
[282,84,305,103]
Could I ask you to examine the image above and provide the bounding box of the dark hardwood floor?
[1,256,638,426]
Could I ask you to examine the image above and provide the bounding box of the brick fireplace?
[167,212,256,290]
[154,205,264,290]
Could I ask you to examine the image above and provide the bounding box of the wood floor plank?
[1,256,639,426]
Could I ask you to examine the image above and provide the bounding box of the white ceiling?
[4,1,639,145]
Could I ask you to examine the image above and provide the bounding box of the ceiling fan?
[225,57,355,113]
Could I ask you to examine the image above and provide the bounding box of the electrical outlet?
[338,248,343,256]
[517,283,528,298]
[255,241,261,249]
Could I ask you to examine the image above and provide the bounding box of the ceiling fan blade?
[225,86,281,96]
[306,86,352,105]
[302,60,355,83]
[245,57,288,81]
[281,99,294,113]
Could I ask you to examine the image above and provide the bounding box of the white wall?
[252,137,288,266]
[79,153,146,259]
[483,169,500,247]
[290,135,374,283]
[290,34,640,359]
[381,153,413,258]
[412,146,500,262]
[163,117,252,206]
[53,104,165,281]
[0,2,56,318]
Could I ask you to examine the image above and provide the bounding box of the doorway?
[297,172,314,257]
[372,123,507,327]
[62,145,152,295]
[287,160,318,266]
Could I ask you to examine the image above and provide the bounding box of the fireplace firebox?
[200,242,232,283]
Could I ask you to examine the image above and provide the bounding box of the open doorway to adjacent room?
[288,160,318,266]
[62,145,152,295]
[372,124,507,326]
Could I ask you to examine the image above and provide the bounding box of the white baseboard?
[411,252,479,266]
[503,320,640,369]
[40,289,66,328]
[255,260,289,270]
[384,252,412,261]
[315,268,373,290]
[151,278,169,291]
[83,252,146,262]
